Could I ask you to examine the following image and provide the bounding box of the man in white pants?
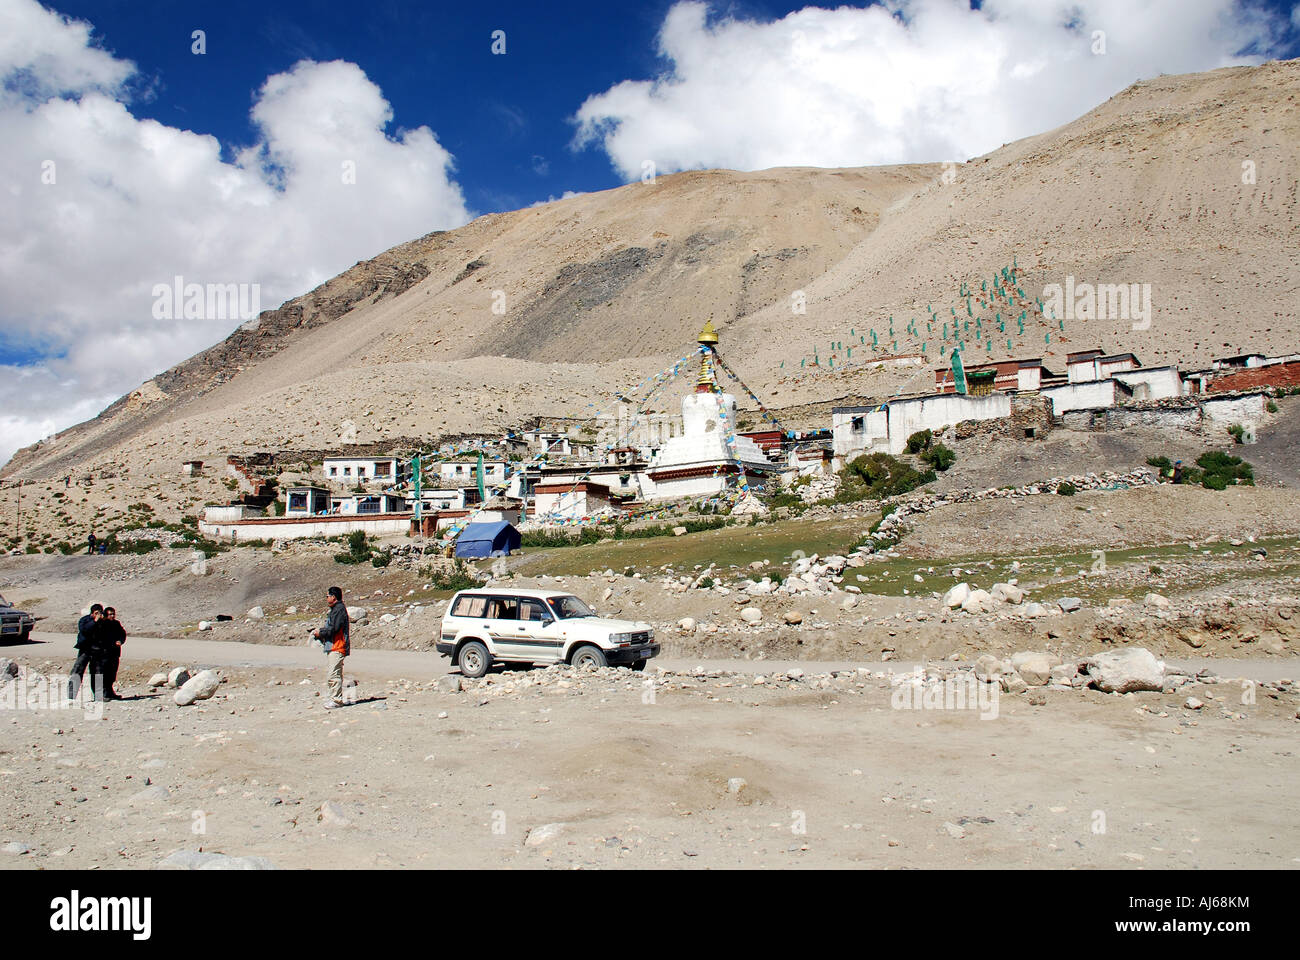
[312,586,350,709]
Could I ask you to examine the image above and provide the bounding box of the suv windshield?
[548,595,595,619]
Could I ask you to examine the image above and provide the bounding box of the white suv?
[437,588,659,679]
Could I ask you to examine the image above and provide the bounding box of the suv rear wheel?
[457,640,491,679]
[571,645,607,670]
[631,659,647,671]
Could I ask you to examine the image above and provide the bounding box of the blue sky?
[2,0,1298,465]
[42,0,774,213]
[46,0,1298,215]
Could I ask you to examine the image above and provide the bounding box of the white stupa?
[640,320,780,502]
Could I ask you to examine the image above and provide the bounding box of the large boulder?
[1084,649,1165,693]
[1010,652,1058,686]
[961,589,992,615]
[740,607,763,624]
[167,667,192,689]
[991,582,1024,605]
[974,654,1010,682]
[173,670,221,706]
[944,583,971,609]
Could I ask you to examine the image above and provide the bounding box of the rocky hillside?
[4,58,1298,484]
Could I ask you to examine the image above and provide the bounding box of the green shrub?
[1146,455,1172,471]
[921,443,956,471]
[334,530,375,564]
[842,453,934,501]
[1057,481,1077,496]
[906,429,934,454]
[1195,451,1253,488]
[420,561,482,592]
[370,550,392,568]
[1149,565,1163,576]
[698,576,715,589]
[1227,424,1245,444]
[1266,400,1279,413]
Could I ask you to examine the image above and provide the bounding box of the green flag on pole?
[476,451,486,501]
[952,348,967,395]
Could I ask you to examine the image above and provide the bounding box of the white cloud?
[573,0,1284,179]
[0,0,471,467]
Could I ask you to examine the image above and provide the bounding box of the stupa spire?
[697,318,719,393]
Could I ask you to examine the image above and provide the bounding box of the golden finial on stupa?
[697,318,719,346]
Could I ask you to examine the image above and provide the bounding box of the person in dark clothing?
[67,604,104,700]
[100,607,127,699]
[1172,460,1184,484]
[87,532,97,555]
[312,586,350,709]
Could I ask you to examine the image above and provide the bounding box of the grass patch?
[512,515,870,578]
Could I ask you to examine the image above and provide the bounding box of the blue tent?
[453,520,521,559]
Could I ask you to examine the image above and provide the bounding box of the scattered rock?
[525,822,567,846]
[1058,597,1083,613]
[740,607,763,624]
[944,583,971,609]
[247,606,265,620]
[1011,652,1056,686]
[319,801,353,827]
[1144,593,1171,610]
[174,670,221,706]
[158,849,276,870]
[783,611,804,626]
[167,667,192,689]
[1085,648,1165,694]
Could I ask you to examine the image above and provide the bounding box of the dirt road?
[2,636,1297,871]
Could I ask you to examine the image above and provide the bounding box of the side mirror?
[541,616,555,627]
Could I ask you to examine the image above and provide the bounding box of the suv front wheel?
[457,640,491,679]
[571,645,607,670]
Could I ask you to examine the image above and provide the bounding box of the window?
[329,467,338,476]
[486,597,519,620]
[343,467,351,476]
[520,600,550,622]
[851,416,864,433]
[358,466,366,477]
[357,497,380,514]
[455,465,464,475]
[549,595,595,619]
[374,461,391,477]
[451,595,487,618]
[288,492,307,512]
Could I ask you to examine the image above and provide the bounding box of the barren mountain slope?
[4,58,1298,484]
[727,58,1300,403]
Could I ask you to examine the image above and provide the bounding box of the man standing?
[67,604,103,700]
[100,607,127,700]
[87,532,96,555]
[312,586,350,710]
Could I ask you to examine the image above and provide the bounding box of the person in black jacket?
[312,586,351,709]
[99,607,127,700]
[66,603,103,700]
